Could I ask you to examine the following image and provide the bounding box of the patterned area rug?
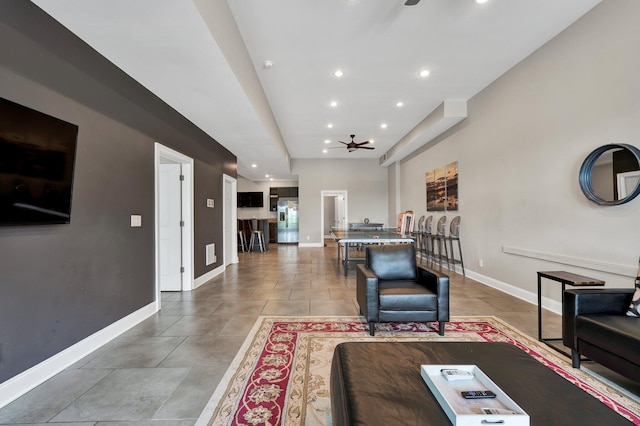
[195,316,640,425]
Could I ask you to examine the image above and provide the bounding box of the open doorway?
[321,190,348,244]
[154,143,194,309]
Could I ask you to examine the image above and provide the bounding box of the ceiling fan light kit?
[336,134,375,153]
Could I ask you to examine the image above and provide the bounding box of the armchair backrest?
[365,244,417,280]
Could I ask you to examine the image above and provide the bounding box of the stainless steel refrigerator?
[277,200,299,243]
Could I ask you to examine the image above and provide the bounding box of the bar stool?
[421,215,434,265]
[415,215,425,259]
[249,219,265,252]
[444,216,465,276]
[238,230,248,253]
[430,216,449,271]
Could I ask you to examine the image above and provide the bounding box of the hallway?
[0,243,626,425]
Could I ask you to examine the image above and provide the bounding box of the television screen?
[237,191,264,208]
[0,97,79,225]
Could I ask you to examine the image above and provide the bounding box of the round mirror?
[579,144,640,205]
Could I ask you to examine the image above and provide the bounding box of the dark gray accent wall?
[0,1,236,383]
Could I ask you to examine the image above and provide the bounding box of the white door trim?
[223,174,238,265]
[154,143,194,308]
[320,190,348,238]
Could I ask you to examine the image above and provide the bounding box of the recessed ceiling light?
[324,139,331,144]
[476,0,488,3]
[265,174,270,178]
[370,139,375,144]
[419,69,430,78]
[323,149,328,154]
[251,164,257,168]
[263,60,274,69]
[380,123,388,129]
[270,178,274,181]
[330,101,338,107]
[327,123,334,128]
[333,69,344,78]
[396,101,404,107]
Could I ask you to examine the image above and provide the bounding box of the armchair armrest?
[562,288,634,351]
[417,265,450,322]
[356,264,380,321]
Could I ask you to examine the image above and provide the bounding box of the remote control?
[461,390,496,399]
[440,369,474,381]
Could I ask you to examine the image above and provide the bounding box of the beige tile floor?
[0,242,634,425]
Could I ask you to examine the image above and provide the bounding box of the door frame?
[154,143,194,309]
[320,190,348,239]
[223,174,238,266]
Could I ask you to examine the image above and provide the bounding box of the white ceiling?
[31,0,600,182]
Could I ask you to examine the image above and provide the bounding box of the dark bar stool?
[415,215,425,260]
[430,216,449,271]
[444,216,465,276]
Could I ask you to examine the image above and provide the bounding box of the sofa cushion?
[366,244,417,281]
[577,315,640,365]
[378,280,437,311]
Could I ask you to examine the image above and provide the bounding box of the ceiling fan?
[337,134,375,152]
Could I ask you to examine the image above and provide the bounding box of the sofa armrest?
[562,288,634,351]
[356,264,380,321]
[417,265,450,322]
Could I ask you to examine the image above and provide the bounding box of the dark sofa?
[563,288,640,382]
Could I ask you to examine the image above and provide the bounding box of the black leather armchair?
[356,244,450,336]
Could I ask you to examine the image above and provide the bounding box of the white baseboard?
[0,301,158,409]
[464,269,561,315]
[193,264,225,289]
[415,251,562,315]
[298,242,323,248]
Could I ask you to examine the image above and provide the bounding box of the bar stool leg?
[457,238,465,276]
[428,235,435,268]
[238,231,247,252]
[443,238,451,271]
[249,232,256,252]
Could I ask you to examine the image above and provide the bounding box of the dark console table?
[537,271,605,353]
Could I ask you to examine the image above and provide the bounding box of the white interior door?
[335,196,345,229]
[223,175,237,265]
[159,163,182,291]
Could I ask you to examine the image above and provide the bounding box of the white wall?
[399,0,640,306]
[293,158,388,246]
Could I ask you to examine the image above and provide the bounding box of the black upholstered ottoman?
[330,342,630,425]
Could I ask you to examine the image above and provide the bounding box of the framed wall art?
[426,161,459,212]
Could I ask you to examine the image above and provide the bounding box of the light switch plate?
[131,215,142,227]
[206,199,214,208]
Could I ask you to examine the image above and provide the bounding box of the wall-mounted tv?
[237,191,264,208]
[0,97,79,225]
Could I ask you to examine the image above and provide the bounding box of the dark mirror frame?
[579,143,640,206]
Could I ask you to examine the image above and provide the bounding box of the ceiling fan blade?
[355,141,371,146]
[338,141,349,145]
[357,146,375,150]
[405,0,420,5]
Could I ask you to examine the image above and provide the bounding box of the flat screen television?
[0,97,79,225]
[237,191,264,208]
